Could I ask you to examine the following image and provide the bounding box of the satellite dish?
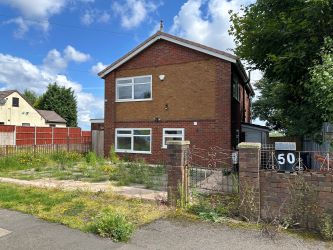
[0,99,7,105]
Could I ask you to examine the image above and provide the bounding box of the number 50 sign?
[275,142,297,172]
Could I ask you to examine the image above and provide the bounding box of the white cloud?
[0,53,103,129]
[0,0,66,36]
[91,62,107,74]
[64,45,90,62]
[43,46,90,73]
[0,0,66,18]
[170,0,254,52]
[112,0,158,29]
[80,9,111,26]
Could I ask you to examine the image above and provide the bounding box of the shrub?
[89,211,134,242]
[109,146,119,163]
[85,152,97,166]
[319,212,333,241]
[50,151,83,167]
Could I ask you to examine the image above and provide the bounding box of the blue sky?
[0,0,261,129]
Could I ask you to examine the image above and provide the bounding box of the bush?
[85,152,97,166]
[50,151,83,167]
[89,211,134,242]
[109,146,119,163]
[319,213,333,241]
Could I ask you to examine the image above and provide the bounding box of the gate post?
[238,142,261,221]
[166,140,190,206]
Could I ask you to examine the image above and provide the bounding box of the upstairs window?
[12,97,19,107]
[116,75,152,102]
[232,73,240,101]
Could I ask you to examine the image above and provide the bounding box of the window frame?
[232,73,240,102]
[162,128,185,149]
[12,97,19,107]
[115,75,152,102]
[115,128,152,154]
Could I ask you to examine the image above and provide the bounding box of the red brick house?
[98,31,254,163]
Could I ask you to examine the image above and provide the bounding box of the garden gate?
[186,146,239,194]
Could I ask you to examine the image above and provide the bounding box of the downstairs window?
[162,128,185,148]
[115,128,151,153]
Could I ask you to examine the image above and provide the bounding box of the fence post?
[238,142,261,221]
[166,140,190,206]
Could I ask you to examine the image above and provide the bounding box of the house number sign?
[275,142,297,172]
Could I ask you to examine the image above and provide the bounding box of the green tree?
[229,0,333,137]
[35,83,78,127]
[22,89,38,106]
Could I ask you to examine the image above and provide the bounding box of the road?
[0,209,329,250]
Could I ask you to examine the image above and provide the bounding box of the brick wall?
[260,171,333,218]
[239,142,333,224]
[113,119,224,164]
[103,39,249,159]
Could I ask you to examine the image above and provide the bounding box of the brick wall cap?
[166,140,190,146]
[238,142,261,149]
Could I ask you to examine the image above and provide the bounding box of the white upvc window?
[115,128,151,154]
[162,128,185,148]
[116,75,152,102]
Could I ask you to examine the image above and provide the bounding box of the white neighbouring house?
[0,90,67,127]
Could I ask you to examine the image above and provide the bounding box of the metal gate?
[186,146,239,193]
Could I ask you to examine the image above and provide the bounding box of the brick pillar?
[238,142,261,221]
[166,140,190,206]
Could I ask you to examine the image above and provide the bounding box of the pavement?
[0,177,167,201]
[0,209,330,250]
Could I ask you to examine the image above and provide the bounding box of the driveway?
[0,209,329,250]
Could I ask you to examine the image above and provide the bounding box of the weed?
[109,146,119,163]
[85,152,98,166]
[188,192,240,222]
[89,210,134,242]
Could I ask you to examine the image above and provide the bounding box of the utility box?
[275,142,297,172]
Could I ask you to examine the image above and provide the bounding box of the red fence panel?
[36,127,53,145]
[16,126,35,145]
[0,125,91,146]
[0,125,15,132]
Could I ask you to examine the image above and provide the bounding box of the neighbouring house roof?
[98,31,255,96]
[0,90,15,101]
[241,122,270,132]
[37,110,67,124]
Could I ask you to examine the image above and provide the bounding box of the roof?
[36,110,67,124]
[98,31,255,96]
[0,90,15,100]
[241,122,270,132]
[90,118,104,124]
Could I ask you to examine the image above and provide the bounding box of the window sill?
[115,150,152,155]
[115,98,153,103]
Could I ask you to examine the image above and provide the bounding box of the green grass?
[0,183,169,241]
[0,152,166,189]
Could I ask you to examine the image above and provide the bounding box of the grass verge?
[0,183,169,241]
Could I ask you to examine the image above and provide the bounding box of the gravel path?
[0,177,166,201]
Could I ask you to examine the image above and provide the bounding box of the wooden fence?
[0,125,91,146]
[0,143,91,157]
